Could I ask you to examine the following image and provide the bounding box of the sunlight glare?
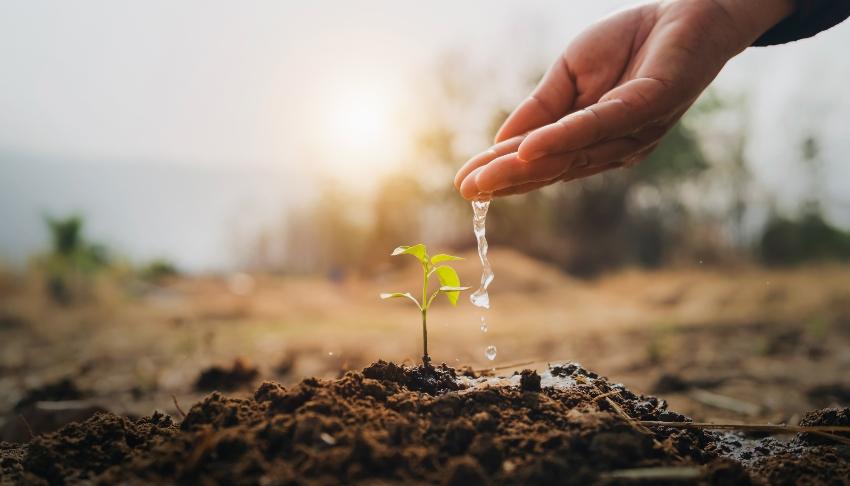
[319,82,405,185]
[330,91,386,153]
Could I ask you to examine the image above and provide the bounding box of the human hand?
[455,0,793,200]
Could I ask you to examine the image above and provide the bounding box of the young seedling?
[380,244,469,366]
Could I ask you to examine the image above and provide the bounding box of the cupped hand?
[455,0,792,199]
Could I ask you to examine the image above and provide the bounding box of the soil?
[2,361,848,485]
[194,358,260,392]
[13,378,86,412]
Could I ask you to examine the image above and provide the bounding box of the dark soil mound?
[194,357,259,392]
[2,362,848,485]
[14,378,85,412]
[362,360,462,395]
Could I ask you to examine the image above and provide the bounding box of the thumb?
[517,76,680,162]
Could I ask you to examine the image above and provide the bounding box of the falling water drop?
[480,316,488,333]
[470,200,494,309]
[485,345,497,361]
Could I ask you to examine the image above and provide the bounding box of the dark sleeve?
[753,0,850,46]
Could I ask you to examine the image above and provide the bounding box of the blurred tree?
[138,258,179,283]
[630,121,710,183]
[759,135,850,265]
[361,173,426,273]
[760,210,850,265]
[282,182,367,276]
[801,134,823,212]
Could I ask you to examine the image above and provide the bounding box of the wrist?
[711,0,796,52]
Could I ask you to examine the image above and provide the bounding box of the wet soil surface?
[2,362,848,485]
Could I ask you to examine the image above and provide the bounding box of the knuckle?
[581,107,604,142]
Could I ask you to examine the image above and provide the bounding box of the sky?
[1,1,849,270]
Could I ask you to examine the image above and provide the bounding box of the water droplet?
[471,289,490,309]
[485,345,497,361]
[480,316,488,333]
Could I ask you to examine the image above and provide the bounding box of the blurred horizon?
[2,1,850,272]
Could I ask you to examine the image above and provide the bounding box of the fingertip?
[493,125,511,144]
[492,96,544,144]
[454,149,494,190]
[474,152,521,193]
[493,107,522,144]
[459,165,486,200]
[455,135,526,190]
[453,170,464,191]
[517,130,548,162]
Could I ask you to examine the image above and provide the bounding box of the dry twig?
[17,414,34,439]
[473,359,542,373]
[172,394,187,419]
[639,421,850,446]
[602,466,702,481]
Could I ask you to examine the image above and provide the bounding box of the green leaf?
[379,292,421,310]
[391,244,428,264]
[434,266,463,305]
[431,253,463,264]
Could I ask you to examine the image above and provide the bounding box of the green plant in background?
[41,215,110,304]
[380,244,469,366]
[139,258,179,283]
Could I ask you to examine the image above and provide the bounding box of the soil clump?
[194,358,259,392]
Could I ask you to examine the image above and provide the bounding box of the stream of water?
[470,200,497,361]
[470,200,494,308]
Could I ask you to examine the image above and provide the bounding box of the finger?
[474,152,568,195]
[517,77,679,162]
[454,135,524,190]
[476,136,649,194]
[622,140,660,167]
[493,179,554,197]
[458,165,492,201]
[560,160,625,183]
[492,159,627,198]
[494,55,576,143]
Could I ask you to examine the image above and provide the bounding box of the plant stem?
[421,308,429,365]
[421,263,430,366]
